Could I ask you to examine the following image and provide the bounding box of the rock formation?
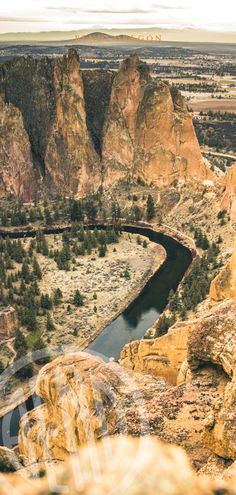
[18,352,168,463]
[44,50,100,196]
[0,52,213,200]
[0,96,36,201]
[0,306,18,340]
[221,162,236,220]
[120,320,193,384]
[102,55,212,187]
[3,436,236,495]
[210,238,236,302]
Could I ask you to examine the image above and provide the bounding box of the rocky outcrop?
[210,238,236,303]
[0,50,100,198]
[44,50,100,197]
[0,52,212,199]
[18,352,168,463]
[186,299,236,461]
[0,446,21,472]
[18,347,229,472]
[221,162,236,219]
[82,69,115,155]
[102,55,212,187]
[0,306,18,340]
[120,320,193,385]
[4,437,236,495]
[0,96,36,201]
[188,299,236,377]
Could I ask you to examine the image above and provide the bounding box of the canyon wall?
[0,51,213,200]
[120,320,193,384]
[0,96,36,201]
[102,55,212,187]
[18,291,236,472]
[221,162,236,220]
[210,238,236,302]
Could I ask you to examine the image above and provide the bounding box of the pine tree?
[53,288,63,306]
[46,313,55,331]
[33,257,42,280]
[33,337,50,365]
[73,290,84,307]
[70,200,83,222]
[99,245,107,258]
[146,195,155,221]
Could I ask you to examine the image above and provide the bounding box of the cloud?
[0,16,48,23]
[46,3,186,14]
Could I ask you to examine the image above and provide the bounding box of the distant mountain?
[75,32,144,44]
[0,28,235,44]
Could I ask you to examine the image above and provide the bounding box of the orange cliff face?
[210,237,236,303]
[221,162,236,220]
[45,49,100,197]
[102,55,214,188]
[0,52,214,200]
[0,96,37,201]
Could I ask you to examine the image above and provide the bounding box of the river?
[0,224,192,448]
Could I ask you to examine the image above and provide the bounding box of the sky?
[0,0,236,34]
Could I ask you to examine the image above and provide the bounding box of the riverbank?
[37,232,167,351]
[0,229,167,422]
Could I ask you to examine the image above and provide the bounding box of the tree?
[85,201,98,222]
[70,200,83,222]
[146,195,155,221]
[41,294,53,310]
[33,257,42,280]
[46,313,55,332]
[99,245,107,258]
[53,288,63,306]
[155,314,176,338]
[168,289,180,314]
[21,262,31,283]
[33,337,50,365]
[111,202,121,222]
[0,360,5,374]
[14,329,33,379]
[44,208,53,225]
[14,329,28,353]
[73,290,84,307]
[133,205,142,222]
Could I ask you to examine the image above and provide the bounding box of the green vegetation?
[155,314,176,338]
[155,237,221,338]
[0,225,121,376]
[146,195,155,221]
[73,290,84,307]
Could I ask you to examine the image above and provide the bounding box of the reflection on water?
[88,228,192,360]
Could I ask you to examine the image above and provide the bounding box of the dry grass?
[189,99,236,113]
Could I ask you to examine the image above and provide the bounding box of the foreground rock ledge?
[2,437,236,495]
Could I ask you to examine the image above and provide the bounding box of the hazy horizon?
[0,0,235,43]
[0,27,235,44]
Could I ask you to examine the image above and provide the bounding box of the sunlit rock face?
[221,162,236,220]
[44,49,100,197]
[0,96,36,201]
[102,55,213,187]
[0,52,213,199]
[210,238,236,303]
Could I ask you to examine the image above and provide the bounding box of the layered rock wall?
[0,52,213,200]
